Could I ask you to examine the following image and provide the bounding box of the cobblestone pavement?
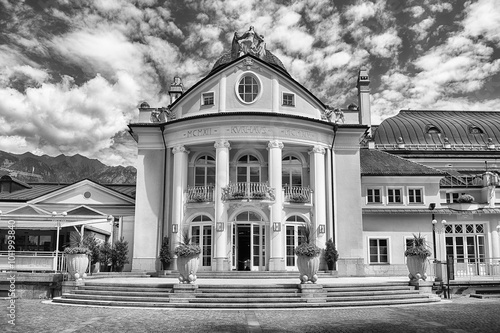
[2,296,500,333]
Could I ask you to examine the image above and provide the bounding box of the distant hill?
[0,150,136,184]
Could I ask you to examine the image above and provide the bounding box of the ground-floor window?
[369,238,389,264]
[191,215,213,267]
[285,215,306,267]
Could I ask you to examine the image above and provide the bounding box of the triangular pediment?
[66,205,106,216]
[28,179,135,205]
[5,204,50,216]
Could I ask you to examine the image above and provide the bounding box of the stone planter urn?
[177,254,200,284]
[297,255,320,284]
[66,254,89,280]
[406,256,428,282]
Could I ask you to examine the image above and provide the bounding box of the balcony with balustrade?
[283,185,313,204]
[186,185,215,203]
[221,182,275,201]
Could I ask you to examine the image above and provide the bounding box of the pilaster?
[309,145,327,269]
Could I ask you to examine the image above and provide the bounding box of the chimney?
[168,76,184,104]
[356,68,371,128]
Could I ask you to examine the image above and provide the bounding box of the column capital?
[172,145,189,154]
[309,146,326,155]
[214,140,231,149]
[268,140,284,150]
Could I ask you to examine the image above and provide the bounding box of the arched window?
[282,155,303,187]
[237,75,259,103]
[194,155,215,186]
[236,154,261,183]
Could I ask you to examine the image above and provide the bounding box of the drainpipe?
[330,124,338,246]
[158,124,167,271]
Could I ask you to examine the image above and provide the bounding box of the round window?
[237,75,260,103]
[84,191,91,199]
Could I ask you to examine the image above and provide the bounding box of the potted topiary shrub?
[324,238,339,271]
[174,230,201,284]
[159,236,172,273]
[405,233,432,282]
[111,237,129,272]
[295,223,321,284]
[82,233,100,274]
[64,233,90,280]
[98,242,112,272]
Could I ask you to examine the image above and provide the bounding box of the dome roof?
[210,50,290,76]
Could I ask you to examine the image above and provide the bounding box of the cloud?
[462,0,500,44]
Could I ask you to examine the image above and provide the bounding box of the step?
[52,296,439,308]
[188,297,304,303]
[326,294,432,302]
[474,288,500,294]
[325,290,419,297]
[84,281,172,288]
[73,290,172,297]
[79,286,172,293]
[324,286,412,292]
[198,288,297,293]
[195,293,298,298]
[62,294,173,303]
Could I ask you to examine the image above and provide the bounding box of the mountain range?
[0,150,136,184]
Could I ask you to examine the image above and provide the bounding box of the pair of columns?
[170,140,328,271]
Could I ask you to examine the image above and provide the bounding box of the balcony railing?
[431,257,500,281]
[222,182,275,201]
[186,185,214,203]
[0,251,65,271]
[284,185,312,204]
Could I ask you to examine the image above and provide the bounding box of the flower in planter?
[404,233,431,259]
[63,247,91,255]
[252,192,267,199]
[232,191,245,199]
[290,194,308,203]
[174,231,201,257]
[295,223,320,257]
[457,194,474,203]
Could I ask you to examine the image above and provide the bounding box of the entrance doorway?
[236,225,251,271]
[231,211,267,271]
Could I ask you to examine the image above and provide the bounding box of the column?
[268,140,284,271]
[214,140,230,270]
[309,146,327,269]
[492,222,500,258]
[171,145,189,269]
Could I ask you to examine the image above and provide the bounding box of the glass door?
[191,225,212,271]
[231,222,267,271]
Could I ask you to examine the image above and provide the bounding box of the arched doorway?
[231,210,267,271]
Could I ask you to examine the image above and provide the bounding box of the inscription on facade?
[281,128,316,139]
[185,128,217,137]
[229,126,270,134]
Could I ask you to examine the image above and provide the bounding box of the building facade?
[128,27,500,277]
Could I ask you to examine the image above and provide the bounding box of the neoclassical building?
[129,27,369,275]
[129,27,500,277]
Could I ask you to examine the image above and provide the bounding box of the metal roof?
[373,110,500,148]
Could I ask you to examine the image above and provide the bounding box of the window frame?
[387,187,404,204]
[235,72,262,105]
[194,154,216,187]
[201,91,215,106]
[282,154,303,187]
[407,187,424,204]
[282,92,295,107]
[368,237,390,264]
[366,187,383,204]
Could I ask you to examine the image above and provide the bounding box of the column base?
[268,258,286,271]
[336,258,365,277]
[131,258,157,272]
[214,258,231,271]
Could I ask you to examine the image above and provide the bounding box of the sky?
[1,0,500,167]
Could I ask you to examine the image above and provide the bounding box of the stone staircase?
[52,280,440,308]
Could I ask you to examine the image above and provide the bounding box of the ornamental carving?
[309,146,326,155]
[231,26,266,60]
[267,140,284,149]
[322,105,345,124]
[173,146,189,154]
[214,140,231,149]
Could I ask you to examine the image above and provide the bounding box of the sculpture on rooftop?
[231,26,266,60]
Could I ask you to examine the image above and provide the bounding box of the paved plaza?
[2,295,499,332]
